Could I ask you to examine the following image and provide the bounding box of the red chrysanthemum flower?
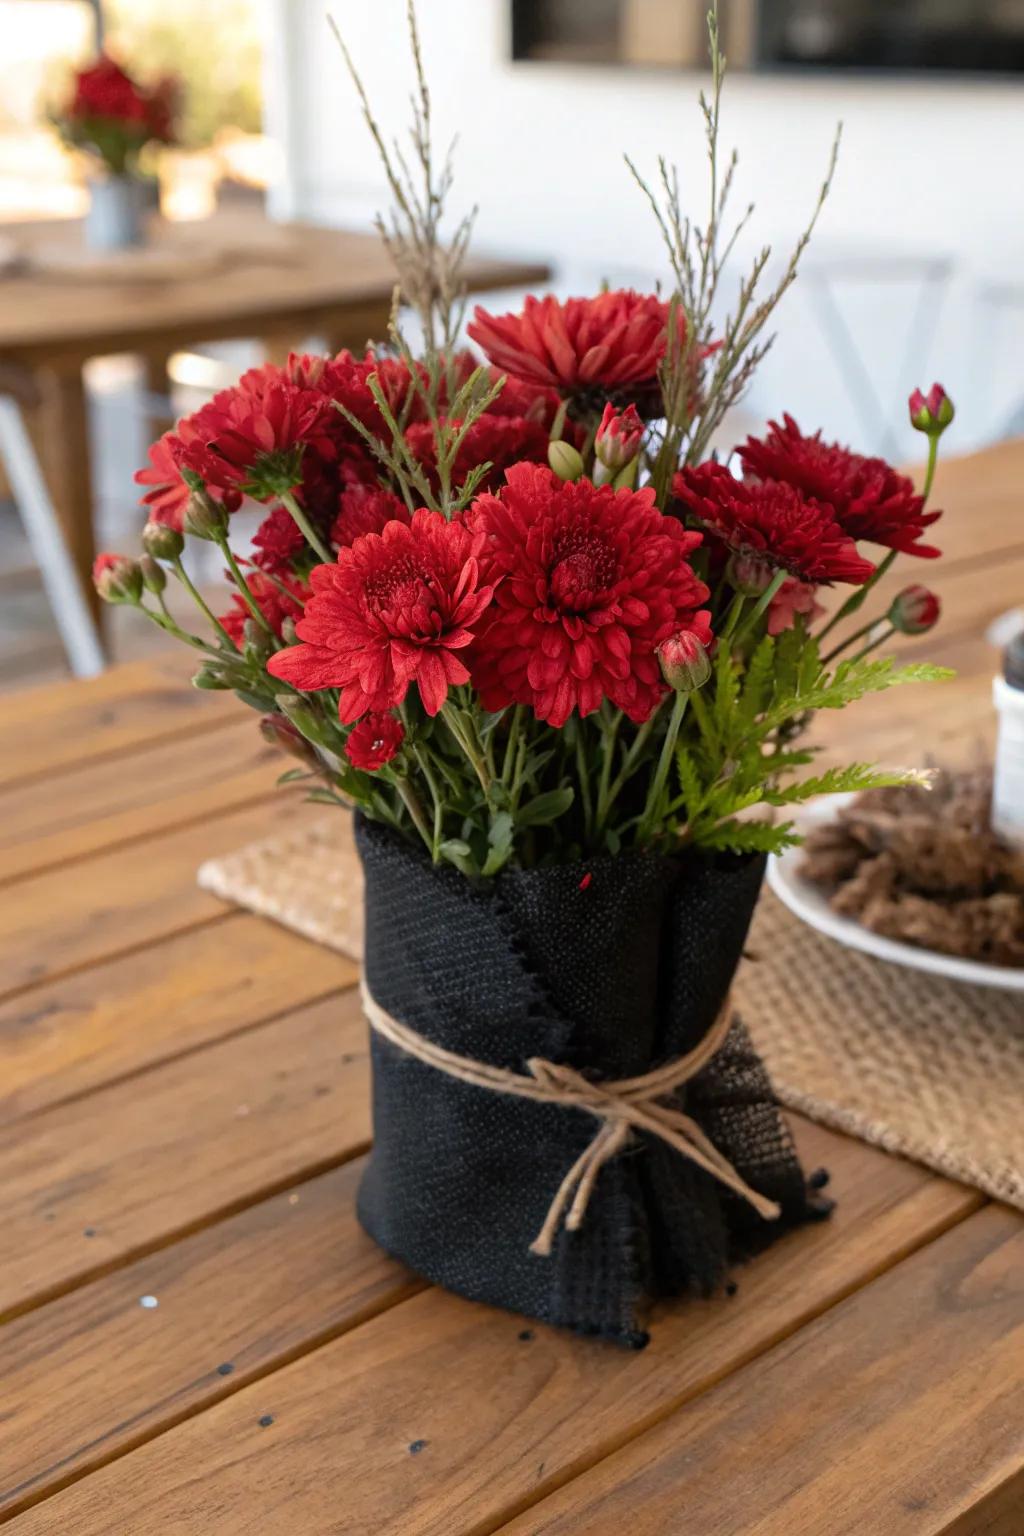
[329,485,409,550]
[404,413,551,494]
[738,415,942,558]
[344,712,405,772]
[674,463,875,586]
[267,509,493,720]
[218,571,308,646]
[468,290,685,407]
[134,427,241,530]
[178,378,333,501]
[251,506,308,575]
[469,462,710,726]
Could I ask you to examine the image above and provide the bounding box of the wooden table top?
[1,439,1022,1534]
[0,205,549,364]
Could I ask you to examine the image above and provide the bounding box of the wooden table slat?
[0,913,355,1123]
[0,991,369,1322]
[1,1120,981,1536]
[0,1159,420,1523]
[0,715,281,886]
[0,657,235,792]
[496,1204,1024,1536]
[0,795,323,1003]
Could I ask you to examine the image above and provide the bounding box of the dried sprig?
[328,1,475,382]
[628,0,841,485]
[329,2,503,516]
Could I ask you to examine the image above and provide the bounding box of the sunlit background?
[1,0,1023,682]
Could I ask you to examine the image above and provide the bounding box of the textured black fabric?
[355,815,818,1346]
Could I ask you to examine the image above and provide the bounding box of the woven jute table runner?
[198,815,1024,1212]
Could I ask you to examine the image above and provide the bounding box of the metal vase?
[85,176,144,252]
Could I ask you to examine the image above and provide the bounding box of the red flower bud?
[92,552,143,605]
[183,488,230,541]
[139,554,166,594]
[142,519,184,560]
[657,623,713,692]
[344,712,405,772]
[727,552,773,596]
[595,402,643,471]
[908,383,954,435]
[259,712,319,766]
[888,584,941,635]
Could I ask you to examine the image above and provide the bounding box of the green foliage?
[699,820,800,856]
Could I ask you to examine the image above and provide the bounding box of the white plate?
[767,793,1024,993]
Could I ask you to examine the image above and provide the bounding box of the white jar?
[992,636,1024,847]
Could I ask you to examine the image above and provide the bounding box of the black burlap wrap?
[355,816,818,1346]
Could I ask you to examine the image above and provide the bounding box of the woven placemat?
[198,815,1024,1211]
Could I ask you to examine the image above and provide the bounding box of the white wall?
[265,0,1024,458]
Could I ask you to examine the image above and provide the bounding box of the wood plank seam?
[0,784,284,892]
[468,1190,991,1536]
[0,909,241,1010]
[0,1272,429,1526]
[5,976,357,1128]
[0,711,241,797]
[6,1170,985,1532]
[0,1128,373,1328]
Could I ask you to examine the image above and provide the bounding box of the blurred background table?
[0,205,548,618]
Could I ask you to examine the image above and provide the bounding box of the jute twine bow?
[361,978,781,1257]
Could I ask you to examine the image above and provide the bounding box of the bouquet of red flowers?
[53,53,178,177]
[95,4,952,1344]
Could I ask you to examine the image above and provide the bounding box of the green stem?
[816,549,897,643]
[139,603,224,657]
[637,693,689,845]
[598,709,659,829]
[280,488,333,564]
[574,723,594,844]
[501,705,524,786]
[393,774,433,855]
[411,742,444,863]
[847,623,895,665]
[441,703,490,795]
[171,557,239,651]
[595,708,623,831]
[732,571,785,647]
[921,434,939,503]
[688,685,715,748]
[216,538,274,635]
[821,615,882,665]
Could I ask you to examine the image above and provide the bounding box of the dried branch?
[627,0,841,470]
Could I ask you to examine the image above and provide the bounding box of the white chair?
[0,392,106,677]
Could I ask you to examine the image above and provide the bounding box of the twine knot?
[360,978,780,1258]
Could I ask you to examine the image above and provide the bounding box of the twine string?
[360,978,781,1257]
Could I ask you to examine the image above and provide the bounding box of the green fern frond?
[696,818,800,855]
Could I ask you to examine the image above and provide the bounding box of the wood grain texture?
[0,212,549,360]
[0,716,283,885]
[0,913,355,1121]
[0,656,235,791]
[0,1159,419,1522]
[0,795,322,1000]
[1,1121,981,1536]
[497,1205,1024,1536]
[0,989,369,1321]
